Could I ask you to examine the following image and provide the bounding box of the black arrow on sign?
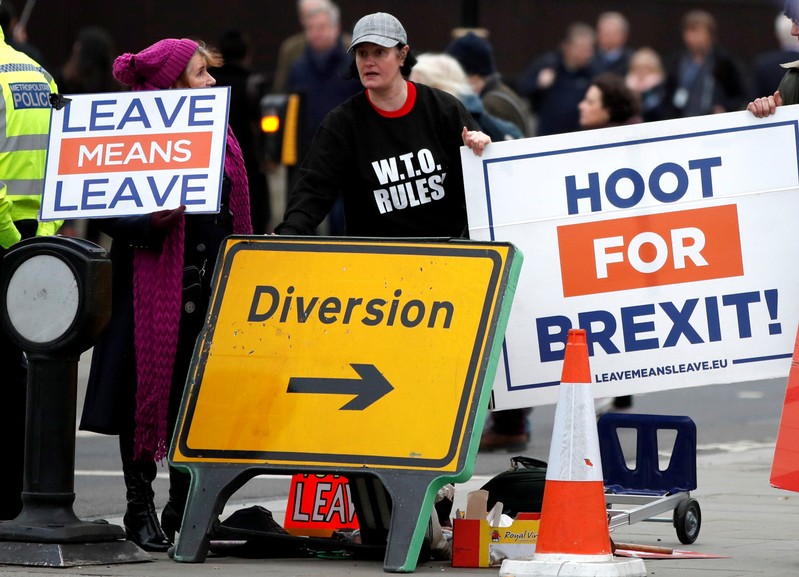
[287,363,394,410]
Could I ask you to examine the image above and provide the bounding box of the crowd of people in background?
[265,2,792,232]
[5,1,795,239]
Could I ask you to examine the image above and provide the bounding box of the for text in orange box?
[557,204,743,297]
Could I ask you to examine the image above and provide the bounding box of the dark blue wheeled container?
[598,413,702,544]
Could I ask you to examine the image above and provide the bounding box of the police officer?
[0,22,60,519]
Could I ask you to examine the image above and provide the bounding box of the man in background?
[271,0,350,93]
[591,11,633,78]
[517,22,596,135]
[446,31,535,137]
[664,10,748,118]
[285,0,360,234]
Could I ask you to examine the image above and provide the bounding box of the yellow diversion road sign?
[170,236,521,572]
[174,237,520,471]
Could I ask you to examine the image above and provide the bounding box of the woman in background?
[579,71,642,130]
[625,47,667,122]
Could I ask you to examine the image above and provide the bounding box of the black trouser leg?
[160,465,190,540]
[0,338,26,520]
[0,224,38,520]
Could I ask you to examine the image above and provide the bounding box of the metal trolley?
[598,413,701,545]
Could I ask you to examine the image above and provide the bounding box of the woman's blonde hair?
[174,41,223,85]
[410,53,470,98]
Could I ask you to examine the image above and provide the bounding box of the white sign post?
[41,87,230,221]
[463,107,799,408]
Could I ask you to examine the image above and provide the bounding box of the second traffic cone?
[499,329,646,577]
[771,323,799,491]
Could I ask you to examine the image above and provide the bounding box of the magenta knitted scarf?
[132,125,252,461]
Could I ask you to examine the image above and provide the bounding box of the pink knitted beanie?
[113,38,199,91]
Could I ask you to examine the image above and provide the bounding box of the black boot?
[161,466,190,541]
[121,449,171,552]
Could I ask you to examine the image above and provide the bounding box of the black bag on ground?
[480,456,547,517]
[210,505,311,559]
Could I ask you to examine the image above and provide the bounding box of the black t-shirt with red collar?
[276,81,478,237]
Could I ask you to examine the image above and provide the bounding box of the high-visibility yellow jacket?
[0,27,60,249]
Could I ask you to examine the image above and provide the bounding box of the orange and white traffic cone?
[771,323,799,491]
[500,329,646,577]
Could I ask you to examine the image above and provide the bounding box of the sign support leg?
[381,474,439,573]
[172,467,249,563]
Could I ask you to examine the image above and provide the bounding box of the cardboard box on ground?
[451,489,539,568]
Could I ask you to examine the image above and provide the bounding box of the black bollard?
[0,236,149,566]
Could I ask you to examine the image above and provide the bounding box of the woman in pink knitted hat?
[79,37,252,552]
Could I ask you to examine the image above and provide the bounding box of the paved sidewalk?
[0,444,796,576]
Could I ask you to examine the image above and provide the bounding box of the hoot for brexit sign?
[463,106,799,408]
[40,87,230,221]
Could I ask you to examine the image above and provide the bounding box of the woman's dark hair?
[592,72,641,124]
[346,44,417,80]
